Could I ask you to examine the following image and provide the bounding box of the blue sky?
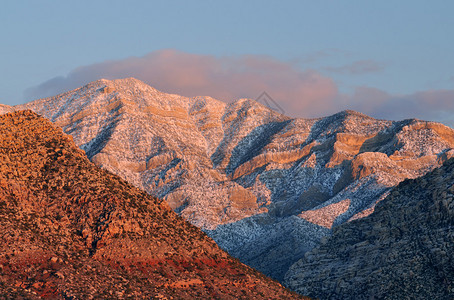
[1,1,453,124]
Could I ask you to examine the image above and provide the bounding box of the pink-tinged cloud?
[325,60,385,75]
[24,49,339,117]
[24,50,454,126]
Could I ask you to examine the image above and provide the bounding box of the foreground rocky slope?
[5,78,454,280]
[0,110,301,299]
[285,158,454,299]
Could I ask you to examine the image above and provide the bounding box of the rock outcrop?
[0,110,302,299]
[6,78,454,281]
[0,104,13,114]
[285,158,454,299]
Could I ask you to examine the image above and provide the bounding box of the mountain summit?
[18,78,287,229]
[6,78,454,281]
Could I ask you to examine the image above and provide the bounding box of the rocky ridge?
[285,157,454,299]
[0,104,13,114]
[0,110,302,299]
[5,78,454,281]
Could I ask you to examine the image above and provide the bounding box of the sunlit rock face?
[10,77,454,281]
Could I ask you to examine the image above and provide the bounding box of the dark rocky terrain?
[285,157,454,299]
[0,110,303,299]
[2,77,453,282]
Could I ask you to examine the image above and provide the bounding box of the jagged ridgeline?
[285,158,454,299]
[3,78,454,282]
[0,111,302,299]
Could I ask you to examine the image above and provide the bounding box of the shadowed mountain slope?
[285,158,454,299]
[4,77,454,281]
[0,110,302,299]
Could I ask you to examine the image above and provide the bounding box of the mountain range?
[0,110,301,299]
[2,77,454,283]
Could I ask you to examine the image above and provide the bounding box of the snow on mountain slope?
[10,77,454,281]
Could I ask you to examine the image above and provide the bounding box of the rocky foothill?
[0,110,303,299]
[285,157,454,299]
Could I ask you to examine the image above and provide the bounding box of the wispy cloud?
[325,60,385,75]
[343,87,454,126]
[299,49,350,64]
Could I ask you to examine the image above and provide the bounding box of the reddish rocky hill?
[0,110,302,299]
